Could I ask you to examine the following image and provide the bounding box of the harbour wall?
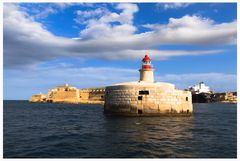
[104,83,192,116]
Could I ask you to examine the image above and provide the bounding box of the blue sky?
[3,3,237,100]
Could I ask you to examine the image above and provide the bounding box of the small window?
[138,109,143,114]
[138,96,143,100]
[139,90,149,95]
[186,97,188,101]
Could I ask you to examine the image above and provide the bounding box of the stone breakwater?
[104,82,192,116]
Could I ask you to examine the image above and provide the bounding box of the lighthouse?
[104,54,193,116]
[139,54,154,83]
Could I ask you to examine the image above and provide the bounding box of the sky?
[3,2,237,100]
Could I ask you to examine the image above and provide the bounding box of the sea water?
[3,101,237,158]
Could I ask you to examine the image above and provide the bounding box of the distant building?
[188,82,212,94]
[29,93,47,102]
[47,83,80,103]
[30,83,105,104]
[213,92,237,103]
[79,87,105,104]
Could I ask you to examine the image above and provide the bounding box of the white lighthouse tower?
[139,54,154,83]
[104,54,193,116]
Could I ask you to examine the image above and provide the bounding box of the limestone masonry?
[104,55,193,116]
[29,84,105,104]
[47,84,80,103]
[29,93,47,102]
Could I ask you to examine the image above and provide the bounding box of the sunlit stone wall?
[48,90,80,103]
[29,94,47,102]
[104,82,192,116]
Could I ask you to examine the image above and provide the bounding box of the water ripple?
[4,101,237,158]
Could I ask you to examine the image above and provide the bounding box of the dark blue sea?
[3,101,237,158]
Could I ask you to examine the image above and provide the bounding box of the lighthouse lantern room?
[139,55,154,83]
[142,54,152,69]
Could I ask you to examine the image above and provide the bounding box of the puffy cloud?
[78,3,139,39]
[3,3,236,69]
[115,3,139,24]
[74,3,138,26]
[20,3,95,19]
[76,8,107,18]
[34,6,58,19]
[3,3,75,68]
[74,8,109,24]
[157,3,191,10]
[19,3,66,19]
[142,15,237,45]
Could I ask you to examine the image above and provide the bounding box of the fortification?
[30,84,105,104]
[104,55,193,116]
[29,93,47,102]
[47,84,80,103]
[79,87,105,104]
[213,92,237,103]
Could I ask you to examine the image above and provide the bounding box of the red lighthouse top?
[141,54,152,69]
[142,55,151,62]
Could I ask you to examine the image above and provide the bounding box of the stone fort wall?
[104,84,192,116]
[79,88,105,104]
[48,90,80,103]
[29,94,47,102]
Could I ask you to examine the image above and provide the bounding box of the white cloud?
[34,6,58,19]
[3,3,236,69]
[142,15,237,45]
[157,3,191,10]
[76,8,107,18]
[78,3,139,39]
[3,3,75,68]
[115,3,139,24]
[74,8,109,24]
[21,3,93,19]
